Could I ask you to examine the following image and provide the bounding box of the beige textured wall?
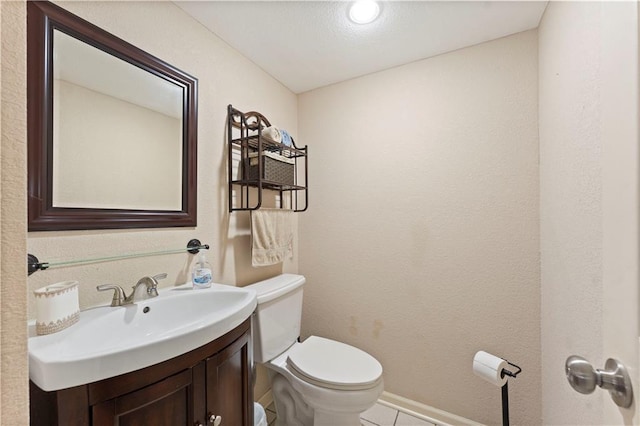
[1,0,28,423]
[298,30,540,425]
[28,1,298,315]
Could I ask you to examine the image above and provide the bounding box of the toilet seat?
[286,336,383,391]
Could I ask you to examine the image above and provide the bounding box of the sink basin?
[29,284,257,391]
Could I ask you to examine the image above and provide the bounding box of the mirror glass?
[52,30,183,211]
[28,1,198,231]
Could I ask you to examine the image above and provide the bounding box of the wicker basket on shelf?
[244,151,295,186]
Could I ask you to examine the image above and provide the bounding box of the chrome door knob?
[565,356,634,408]
[565,355,598,394]
[209,414,222,426]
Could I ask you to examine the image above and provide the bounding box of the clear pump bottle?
[192,252,212,289]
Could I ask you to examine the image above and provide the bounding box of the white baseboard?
[256,388,482,426]
[378,391,483,426]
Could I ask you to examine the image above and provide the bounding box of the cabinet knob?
[209,414,222,426]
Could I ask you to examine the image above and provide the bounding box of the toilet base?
[267,363,383,426]
[271,373,313,426]
[271,373,364,426]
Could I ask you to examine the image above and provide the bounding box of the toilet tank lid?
[248,274,306,304]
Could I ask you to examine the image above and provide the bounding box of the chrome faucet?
[97,273,167,306]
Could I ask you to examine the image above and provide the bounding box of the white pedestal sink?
[29,284,257,391]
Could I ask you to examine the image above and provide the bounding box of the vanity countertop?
[28,284,257,391]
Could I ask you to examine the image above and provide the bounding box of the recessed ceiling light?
[349,0,380,25]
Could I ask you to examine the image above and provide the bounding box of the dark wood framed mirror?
[27,1,198,231]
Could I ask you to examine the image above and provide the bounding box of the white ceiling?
[176,1,548,94]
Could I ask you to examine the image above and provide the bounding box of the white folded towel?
[251,208,294,267]
[261,126,282,144]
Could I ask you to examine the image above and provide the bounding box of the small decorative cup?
[34,281,80,335]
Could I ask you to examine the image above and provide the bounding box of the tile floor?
[265,401,440,426]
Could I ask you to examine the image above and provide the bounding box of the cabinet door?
[92,367,205,426]
[206,331,253,426]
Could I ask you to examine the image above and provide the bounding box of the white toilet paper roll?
[473,350,508,387]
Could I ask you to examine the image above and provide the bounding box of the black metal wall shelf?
[227,105,308,212]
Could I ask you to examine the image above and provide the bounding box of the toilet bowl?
[246,274,384,426]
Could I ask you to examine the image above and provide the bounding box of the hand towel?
[262,126,282,144]
[251,208,294,267]
[280,129,292,147]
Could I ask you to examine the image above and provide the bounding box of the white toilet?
[247,274,384,426]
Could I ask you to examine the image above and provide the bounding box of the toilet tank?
[246,274,306,363]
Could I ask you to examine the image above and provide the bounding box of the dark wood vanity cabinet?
[30,318,253,426]
[92,367,199,425]
[205,333,252,426]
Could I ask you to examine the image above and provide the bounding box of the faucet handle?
[97,284,126,307]
[152,273,168,282]
[145,273,167,297]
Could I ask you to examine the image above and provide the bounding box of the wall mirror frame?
[27,1,198,231]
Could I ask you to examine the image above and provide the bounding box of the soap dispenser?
[192,252,212,289]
